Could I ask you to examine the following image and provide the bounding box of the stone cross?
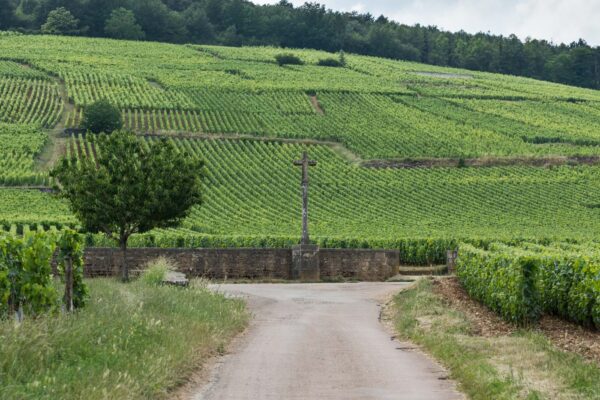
[294,152,317,245]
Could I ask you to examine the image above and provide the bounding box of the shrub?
[82,99,123,134]
[274,53,304,66]
[317,51,346,67]
[317,58,343,67]
[140,257,177,286]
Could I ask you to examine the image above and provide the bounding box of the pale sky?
[252,0,600,46]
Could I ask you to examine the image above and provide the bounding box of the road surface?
[191,283,462,400]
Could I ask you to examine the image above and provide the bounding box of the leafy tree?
[133,0,187,43]
[41,7,80,35]
[77,0,115,36]
[51,131,204,281]
[0,0,15,29]
[82,99,123,134]
[105,7,145,40]
[338,50,346,66]
[183,3,214,41]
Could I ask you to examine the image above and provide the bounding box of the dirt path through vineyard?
[37,76,74,170]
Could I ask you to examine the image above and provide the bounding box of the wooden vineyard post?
[446,250,458,274]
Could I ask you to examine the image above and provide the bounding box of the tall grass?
[393,280,600,399]
[0,278,247,399]
[139,256,176,286]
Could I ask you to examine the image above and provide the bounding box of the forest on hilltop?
[1,0,599,91]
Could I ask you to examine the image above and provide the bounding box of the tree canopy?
[2,0,600,90]
[51,131,204,281]
[82,99,123,134]
[104,8,145,40]
[40,7,80,35]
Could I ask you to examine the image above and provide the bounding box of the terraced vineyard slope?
[2,34,600,247]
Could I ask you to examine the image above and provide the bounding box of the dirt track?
[190,283,462,400]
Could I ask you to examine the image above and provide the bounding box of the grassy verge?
[392,279,600,400]
[0,278,248,399]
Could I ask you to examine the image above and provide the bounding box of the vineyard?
[4,134,600,252]
[2,34,600,248]
[0,123,50,186]
[457,242,600,329]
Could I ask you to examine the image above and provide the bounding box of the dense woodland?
[1,0,600,90]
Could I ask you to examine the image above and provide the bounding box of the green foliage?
[338,50,346,66]
[317,51,346,67]
[41,7,80,35]
[82,99,123,134]
[51,131,204,280]
[2,1,600,90]
[104,8,145,41]
[317,58,343,67]
[0,123,50,186]
[0,189,75,228]
[19,233,58,315]
[0,75,62,127]
[140,256,175,286]
[458,242,600,329]
[275,53,304,66]
[0,232,58,317]
[0,278,248,399]
[393,279,600,400]
[457,244,541,325]
[4,36,600,251]
[8,133,600,252]
[54,137,597,242]
[0,252,9,318]
[56,229,88,309]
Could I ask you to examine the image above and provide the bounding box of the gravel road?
[191,283,462,400]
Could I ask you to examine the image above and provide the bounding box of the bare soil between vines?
[433,277,600,364]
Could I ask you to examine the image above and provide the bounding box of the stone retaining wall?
[83,247,399,281]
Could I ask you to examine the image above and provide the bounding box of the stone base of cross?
[292,244,320,281]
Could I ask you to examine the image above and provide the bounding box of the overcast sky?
[252,0,600,46]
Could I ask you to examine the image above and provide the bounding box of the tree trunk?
[121,238,129,282]
[64,257,74,312]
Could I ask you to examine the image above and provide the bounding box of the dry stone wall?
[82,247,399,281]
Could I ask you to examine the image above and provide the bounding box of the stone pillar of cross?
[293,151,317,245]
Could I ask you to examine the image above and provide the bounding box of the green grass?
[0,278,248,399]
[139,256,175,286]
[392,279,600,399]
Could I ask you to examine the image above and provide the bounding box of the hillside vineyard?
[3,34,600,245]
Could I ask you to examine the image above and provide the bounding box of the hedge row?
[84,232,458,265]
[457,243,600,328]
[2,224,575,267]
